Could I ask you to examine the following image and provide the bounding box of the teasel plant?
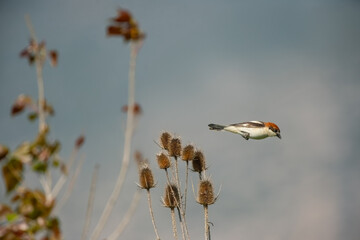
[153,131,221,240]
[136,155,160,240]
[196,177,219,240]
[162,183,181,240]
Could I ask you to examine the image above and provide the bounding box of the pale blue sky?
[1,0,360,239]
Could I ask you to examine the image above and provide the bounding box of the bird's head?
[265,122,281,139]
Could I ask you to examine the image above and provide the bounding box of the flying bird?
[208,121,281,140]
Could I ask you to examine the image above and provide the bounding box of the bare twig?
[56,153,86,212]
[90,41,141,240]
[81,164,99,240]
[51,148,78,199]
[107,190,142,240]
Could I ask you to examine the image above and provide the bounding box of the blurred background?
[1,0,360,239]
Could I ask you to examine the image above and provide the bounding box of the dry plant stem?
[81,164,99,240]
[147,190,161,240]
[204,205,209,240]
[171,208,179,240]
[25,15,46,132]
[35,60,46,131]
[90,41,139,240]
[51,148,78,199]
[107,190,142,240]
[56,153,86,212]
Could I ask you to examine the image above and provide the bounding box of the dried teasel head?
[138,165,155,190]
[162,184,180,209]
[160,132,172,151]
[156,152,171,170]
[181,144,195,162]
[192,150,206,173]
[197,179,216,206]
[169,138,181,158]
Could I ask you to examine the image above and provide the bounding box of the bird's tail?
[208,123,225,131]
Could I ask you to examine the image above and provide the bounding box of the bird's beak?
[277,133,281,139]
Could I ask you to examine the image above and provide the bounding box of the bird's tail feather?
[208,123,225,131]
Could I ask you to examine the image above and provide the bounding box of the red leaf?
[107,26,123,36]
[113,9,132,23]
[122,103,142,116]
[48,50,58,67]
[75,135,85,148]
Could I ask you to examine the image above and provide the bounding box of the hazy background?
[1,0,360,239]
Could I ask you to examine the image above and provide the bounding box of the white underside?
[223,126,270,139]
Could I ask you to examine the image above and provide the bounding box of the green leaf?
[32,161,48,173]
[28,112,38,122]
[6,212,18,223]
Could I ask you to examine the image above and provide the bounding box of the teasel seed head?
[138,165,156,190]
[162,183,180,209]
[197,179,216,206]
[181,144,195,162]
[192,150,206,173]
[160,131,172,151]
[169,137,182,158]
[156,152,171,170]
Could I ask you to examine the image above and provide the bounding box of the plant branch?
[107,190,142,240]
[90,41,139,240]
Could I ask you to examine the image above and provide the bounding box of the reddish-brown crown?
[264,122,280,131]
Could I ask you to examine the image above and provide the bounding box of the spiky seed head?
[181,144,195,162]
[139,166,155,190]
[160,132,172,151]
[163,184,180,209]
[156,152,171,169]
[197,179,215,206]
[169,138,182,158]
[192,150,206,173]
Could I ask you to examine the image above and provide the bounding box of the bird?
[208,121,281,140]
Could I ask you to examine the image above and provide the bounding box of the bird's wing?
[230,121,265,128]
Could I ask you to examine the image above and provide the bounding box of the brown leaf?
[2,159,23,193]
[121,103,142,116]
[48,50,58,67]
[107,25,123,36]
[11,95,32,116]
[75,135,85,148]
[0,144,9,161]
[113,9,132,23]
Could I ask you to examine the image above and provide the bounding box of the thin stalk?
[171,208,179,240]
[204,205,209,240]
[52,148,78,199]
[173,157,190,240]
[147,190,160,240]
[55,153,86,212]
[81,164,99,240]
[184,161,189,213]
[107,190,142,240]
[90,41,139,240]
